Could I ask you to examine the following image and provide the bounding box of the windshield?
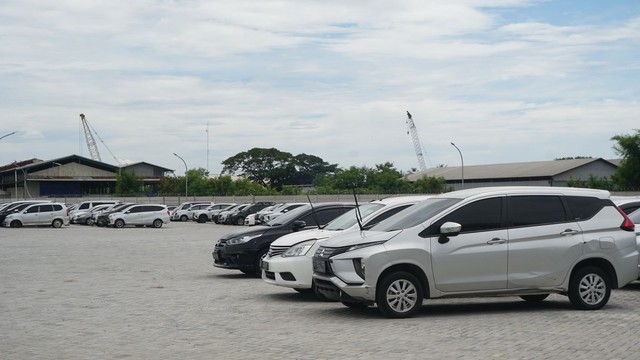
[324,203,384,231]
[371,198,461,231]
[266,204,312,226]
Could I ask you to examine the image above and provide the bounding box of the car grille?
[268,245,289,257]
[312,245,351,276]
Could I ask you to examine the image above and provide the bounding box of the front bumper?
[212,244,255,272]
[312,273,375,303]
[261,255,313,289]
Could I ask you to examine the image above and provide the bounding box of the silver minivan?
[3,202,68,228]
[313,187,639,318]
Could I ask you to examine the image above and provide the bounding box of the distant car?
[192,203,236,223]
[612,196,640,215]
[3,202,68,228]
[261,203,306,223]
[171,201,214,221]
[71,204,112,225]
[93,203,136,227]
[108,204,170,228]
[213,202,355,276]
[216,204,250,224]
[68,200,120,218]
[227,202,275,225]
[0,200,52,225]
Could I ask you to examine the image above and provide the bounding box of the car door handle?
[560,229,580,236]
[486,238,507,245]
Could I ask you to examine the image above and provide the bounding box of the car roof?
[432,186,611,201]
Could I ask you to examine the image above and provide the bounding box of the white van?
[313,187,639,318]
[3,202,68,228]
[108,204,170,228]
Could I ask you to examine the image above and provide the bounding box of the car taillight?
[616,206,635,232]
[66,209,70,216]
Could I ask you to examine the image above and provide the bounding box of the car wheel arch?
[570,258,618,289]
[376,263,430,300]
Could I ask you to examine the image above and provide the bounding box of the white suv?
[108,204,170,228]
[3,202,68,228]
[313,187,639,318]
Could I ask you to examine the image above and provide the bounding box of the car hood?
[221,225,271,240]
[319,229,403,248]
[269,229,337,247]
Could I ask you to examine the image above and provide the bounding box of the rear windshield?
[266,204,312,226]
[371,198,461,231]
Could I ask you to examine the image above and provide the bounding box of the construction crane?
[405,111,427,172]
[79,113,124,164]
[80,113,101,161]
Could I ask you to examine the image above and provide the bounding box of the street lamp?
[450,142,464,189]
[173,153,188,198]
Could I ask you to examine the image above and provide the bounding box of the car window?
[564,196,609,220]
[297,207,351,227]
[426,197,503,235]
[40,204,54,212]
[324,203,384,231]
[372,198,461,232]
[25,206,39,214]
[364,204,414,229]
[52,204,63,211]
[509,195,568,227]
[129,206,143,213]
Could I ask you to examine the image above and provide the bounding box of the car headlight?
[347,240,388,252]
[282,240,317,257]
[226,233,264,245]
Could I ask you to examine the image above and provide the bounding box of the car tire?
[114,219,125,228]
[86,218,94,226]
[294,287,313,294]
[254,248,268,277]
[180,215,188,222]
[568,266,611,310]
[152,219,163,228]
[376,271,423,318]
[236,217,245,225]
[10,220,22,228]
[52,219,63,228]
[197,214,208,223]
[96,219,105,227]
[520,294,549,302]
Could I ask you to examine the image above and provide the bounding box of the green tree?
[411,176,450,193]
[612,130,640,189]
[221,148,296,191]
[567,175,615,190]
[115,170,143,196]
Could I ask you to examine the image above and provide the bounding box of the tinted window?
[79,203,90,210]
[128,206,144,213]
[364,204,414,229]
[325,203,384,231]
[25,206,39,213]
[565,196,607,220]
[52,204,63,211]
[298,208,351,226]
[143,205,164,212]
[426,197,503,235]
[39,204,54,212]
[509,196,567,227]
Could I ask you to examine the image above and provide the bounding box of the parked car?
[226,202,275,225]
[71,204,112,225]
[108,204,170,228]
[261,203,306,223]
[216,204,250,224]
[171,201,214,222]
[93,203,136,227]
[192,203,236,223]
[3,202,68,228]
[69,200,120,218]
[213,202,355,276]
[262,196,431,298]
[0,200,52,225]
[312,187,638,318]
[612,196,640,215]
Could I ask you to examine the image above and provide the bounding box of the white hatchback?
[108,204,170,228]
[3,202,68,228]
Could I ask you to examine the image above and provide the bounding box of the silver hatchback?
[313,187,639,318]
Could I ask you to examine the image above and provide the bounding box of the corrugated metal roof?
[406,158,618,181]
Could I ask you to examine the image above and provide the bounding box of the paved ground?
[1,222,640,360]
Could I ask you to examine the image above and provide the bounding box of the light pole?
[173,153,188,198]
[450,142,464,189]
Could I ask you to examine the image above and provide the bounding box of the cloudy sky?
[1,0,638,175]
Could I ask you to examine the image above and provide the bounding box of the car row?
[212,187,640,319]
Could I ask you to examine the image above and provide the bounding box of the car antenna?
[352,187,364,231]
[305,194,322,229]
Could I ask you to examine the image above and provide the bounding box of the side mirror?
[292,220,307,231]
[438,221,462,244]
